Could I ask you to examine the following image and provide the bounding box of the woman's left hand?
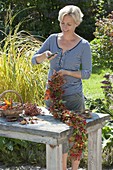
[57,69,69,76]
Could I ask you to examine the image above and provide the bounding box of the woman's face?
[60,14,77,34]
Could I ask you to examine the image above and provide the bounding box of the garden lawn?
[83,69,111,100]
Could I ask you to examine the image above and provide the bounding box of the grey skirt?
[45,93,85,153]
[46,93,85,113]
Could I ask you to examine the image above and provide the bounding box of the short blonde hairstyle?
[58,5,84,24]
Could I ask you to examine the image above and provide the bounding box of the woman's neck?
[59,32,78,41]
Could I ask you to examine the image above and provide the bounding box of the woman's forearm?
[32,51,56,64]
[58,70,82,79]
[35,52,47,64]
[67,70,82,79]
[58,69,91,79]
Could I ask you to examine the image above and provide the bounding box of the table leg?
[88,128,102,170]
[46,144,63,170]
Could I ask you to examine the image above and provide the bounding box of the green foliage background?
[0,0,113,168]
[0,0,113,41]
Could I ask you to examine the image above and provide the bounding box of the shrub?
[91,11,113,70]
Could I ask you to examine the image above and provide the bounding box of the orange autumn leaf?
[44,89,51,100]
[4,99,11,106]
[1,105,8,110]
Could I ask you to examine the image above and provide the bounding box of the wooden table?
[0,107,110,170]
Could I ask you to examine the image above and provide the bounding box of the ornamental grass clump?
[0,6,49,105]
[45,71,87,160]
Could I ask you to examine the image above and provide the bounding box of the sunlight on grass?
[83,70,110,100]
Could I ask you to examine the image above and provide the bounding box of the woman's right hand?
[45,51,58,60]
[35,51,57,64]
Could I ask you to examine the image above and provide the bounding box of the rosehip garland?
[45,71,87,160]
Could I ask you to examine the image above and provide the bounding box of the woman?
[32,5,92,170]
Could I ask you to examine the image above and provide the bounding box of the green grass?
[83,68,111,100]
[83,73,104,99]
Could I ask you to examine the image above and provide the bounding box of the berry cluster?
[23,103,43,116]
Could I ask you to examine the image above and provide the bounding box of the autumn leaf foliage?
[45,71,87,160]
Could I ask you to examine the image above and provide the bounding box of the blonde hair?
[58,5,84,24]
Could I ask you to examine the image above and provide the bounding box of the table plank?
[0,107,110,170]
[0,107,110,139]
